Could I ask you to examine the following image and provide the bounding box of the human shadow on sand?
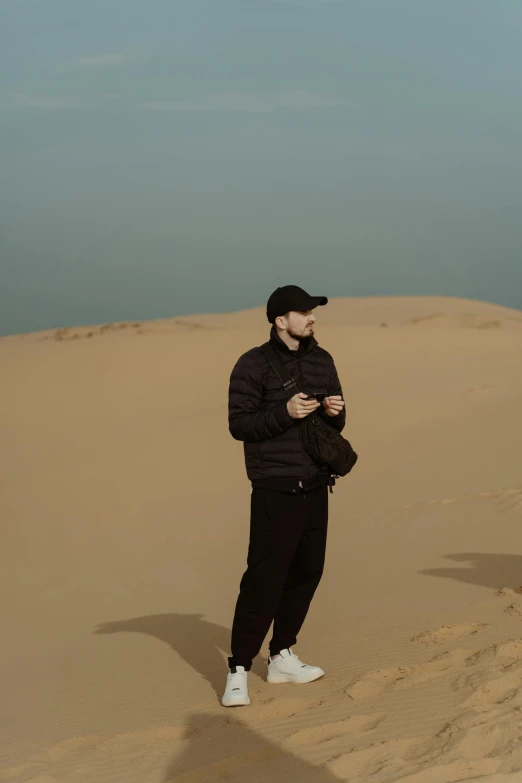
[94,613,267,697]
[164,712,342,782]
[419,552,522,591]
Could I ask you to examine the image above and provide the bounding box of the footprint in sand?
[464,637,522,667]
[411,623,488,646]
[285,714,386,746]
[497,586,522,597]
[505,603,522,618]
[402,701,522,780]
[453,665,522,711]
[326,737,420,780]
[344,649,470,700]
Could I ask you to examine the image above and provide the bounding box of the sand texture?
[2,295,522,782]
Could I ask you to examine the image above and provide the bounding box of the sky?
[1,0,522,335]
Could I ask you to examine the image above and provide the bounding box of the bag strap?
[260,344,298,398]
[261,343,338,491]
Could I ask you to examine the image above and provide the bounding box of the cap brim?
[303,295,328,309]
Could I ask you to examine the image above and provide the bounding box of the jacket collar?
[269,324,318,359]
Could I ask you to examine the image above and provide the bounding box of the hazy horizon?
[2,0,522,336]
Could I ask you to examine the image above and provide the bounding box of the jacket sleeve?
[318,358,346,433]
[228,352,298,442]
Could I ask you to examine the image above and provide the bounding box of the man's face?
[281,309,315,341]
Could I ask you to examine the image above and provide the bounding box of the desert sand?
[2,295,522,783]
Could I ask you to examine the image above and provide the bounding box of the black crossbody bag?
[261,345,358,481]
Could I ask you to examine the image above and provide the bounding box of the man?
[222,285,346,707]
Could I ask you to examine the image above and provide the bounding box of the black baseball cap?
[266,285,328,324]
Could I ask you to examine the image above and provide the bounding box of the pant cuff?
[228,656,252,672]
[269,641,295,656]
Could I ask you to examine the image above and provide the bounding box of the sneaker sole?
[267,670,325,684]
[221,696,251,707]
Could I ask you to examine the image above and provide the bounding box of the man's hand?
[322,395,345,417]
[287,392,321,420]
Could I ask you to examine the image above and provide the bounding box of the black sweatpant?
[228,484,328,671]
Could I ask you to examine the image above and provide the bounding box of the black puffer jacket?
[228,326,346,487]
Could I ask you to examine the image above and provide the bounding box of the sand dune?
[1,296,522,782]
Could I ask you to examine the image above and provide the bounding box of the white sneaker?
[267,648,325,684]
[221,666,251,707]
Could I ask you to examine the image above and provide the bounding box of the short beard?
[287,325,313,342]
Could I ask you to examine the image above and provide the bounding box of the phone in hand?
[305,392,326,402]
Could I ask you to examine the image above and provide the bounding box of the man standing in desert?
[223,285,346,707]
